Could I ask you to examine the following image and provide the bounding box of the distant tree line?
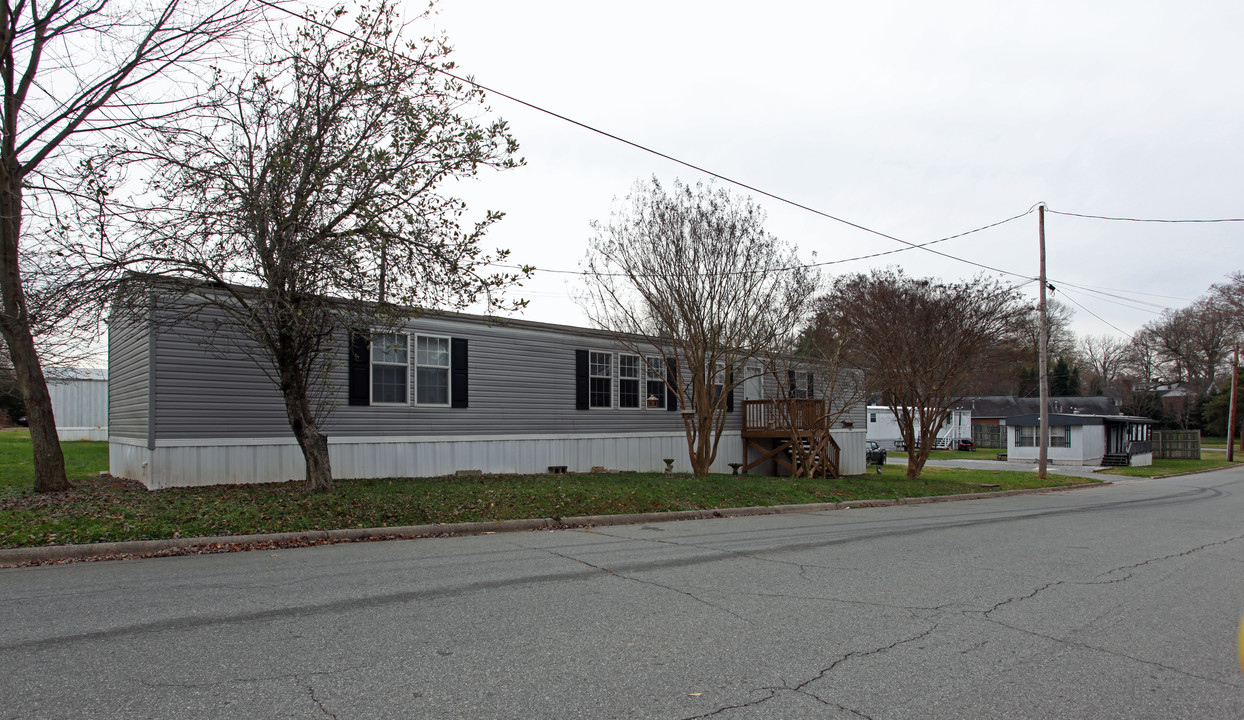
[957,273,1244,433]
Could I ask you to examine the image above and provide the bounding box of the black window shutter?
[348,330,370,406]
[665,357,678,411]
[726,371,734,412]
[451,338,469,408]
[575,349,589,410]
[787,370,796,397]
[808,374,815,398]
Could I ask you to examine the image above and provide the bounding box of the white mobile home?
[48,368,108,441]
[866,405,971,449]
[109,302,867,488]
[1005,413,1154,467]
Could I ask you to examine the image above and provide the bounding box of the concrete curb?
[1122,465,1240,480]
[0,480,1109,566]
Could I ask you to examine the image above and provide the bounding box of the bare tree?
[1123,326,1165,387]
[1144,300,1232,393]
[1013,298,1077,396]
[72,3,526,491]
[1212,271,1244,338]
[1079,333,1129,395]
[581,177,818,475]
[0,0,256,492]
[817,268,1026,480]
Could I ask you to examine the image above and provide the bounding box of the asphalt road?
[3,469,1244,719]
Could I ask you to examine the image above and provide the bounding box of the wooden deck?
[741,399,840,477]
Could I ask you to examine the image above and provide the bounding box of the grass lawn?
[1101,457,1240,477]
[0,430,107,488]
[0,431,1095,549]
[889,449,1005,461]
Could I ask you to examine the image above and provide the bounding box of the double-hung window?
[646,356,666,409]
[415,335,450,405]
[619,354,641,408]
[589,351,613,408]
[371,333,409,405]
[1015,425,1070,448]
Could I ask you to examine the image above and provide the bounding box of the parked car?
[866,440,887,465]
[15,415,27,427]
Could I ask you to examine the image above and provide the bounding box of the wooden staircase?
[741,399,841,478]
[1101,453,1130,467]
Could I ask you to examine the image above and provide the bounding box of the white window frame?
[589,351,613,409]
[414,334,451,407]
[744,365,764,401]
[646,356,667,409]
[618,353,642,409]
[789,370,812,399]
[370,332,409,406]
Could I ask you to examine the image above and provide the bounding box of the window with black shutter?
[450,338,468,408]
[348,330,370,406]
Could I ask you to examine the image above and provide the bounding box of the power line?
[490,207,1036,279]
[1044,279,1192,303]
[1055,287,1134,338]
[1046,208,1244,223]
[1048,280,1170,311]
[252,1,1233,322]
[254,0,1036,282]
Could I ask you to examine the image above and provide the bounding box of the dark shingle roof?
[954,396,1120,418]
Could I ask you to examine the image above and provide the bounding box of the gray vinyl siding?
[107,309,151,442]
[831,370,867,429]
[151,309,297,439]
[148,311,736,441]
[142,306,867,443]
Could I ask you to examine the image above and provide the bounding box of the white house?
[1005,413,1154,467]
[866,405,971,449]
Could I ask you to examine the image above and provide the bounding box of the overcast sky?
[417,0,1243,339]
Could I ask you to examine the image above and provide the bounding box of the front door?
[1105,422,1125,453]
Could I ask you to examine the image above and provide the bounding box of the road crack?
[680,622,937,719]
[537,547,752,624]
[980,616,1236,687]
[297,675,339,719]
[978,532,1244,619]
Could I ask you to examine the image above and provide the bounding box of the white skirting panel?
[109,438,152,486]
[58,426,108,442]
[833,429,867,476]
[114,430,871,489]
[114,432,753,489]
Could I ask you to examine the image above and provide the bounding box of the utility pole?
[1229,344,1239,463]
[1038,204,1049,479]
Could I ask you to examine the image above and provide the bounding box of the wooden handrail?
[743,399,832,431]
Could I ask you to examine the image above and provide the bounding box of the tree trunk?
[906,426,934,481]
[296,423,333,492]
[0,160,69,492]
[5,320,68,491]
[684,418,708,475]
[279,367,333,492]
